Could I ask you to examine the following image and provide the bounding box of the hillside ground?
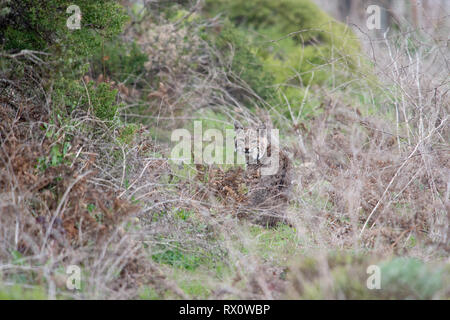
[0,0,448,299]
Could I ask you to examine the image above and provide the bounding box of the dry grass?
[0,1,448,299]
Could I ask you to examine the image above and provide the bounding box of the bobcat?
[234,122,291,226]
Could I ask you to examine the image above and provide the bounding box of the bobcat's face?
[234,123,269,165]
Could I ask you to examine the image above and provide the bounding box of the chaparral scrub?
[0,0,448,299]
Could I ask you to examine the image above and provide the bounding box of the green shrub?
[380,258,444,299]
[91,40,148,85]
[118,123,139,145]
[212,21,276,103]
[53,79,119,122]
[1,0,129,130]
[204,0,364,125]
[207,0,359,53]
[206,0,361,91]
[0,0,129,79]
[287,253,448,299]
[90,82,120,121]
[208,0,326,42]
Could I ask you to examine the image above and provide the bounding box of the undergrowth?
[0,0,448,300]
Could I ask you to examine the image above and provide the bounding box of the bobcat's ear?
[234,121,243,130]
[257,123,267,131]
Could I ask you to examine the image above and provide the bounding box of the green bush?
[0,0,129,79]
[206,0,361,90]
[204,0,364,124]
[91,40,148,85]
[118,123,139,145]
[380,258,444,299]
[211,21,276,103]
[90,82,120,121]
[1,0,129,130]
[208,0,327,42]
[53,79,119,122]
[287,253,448,299]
